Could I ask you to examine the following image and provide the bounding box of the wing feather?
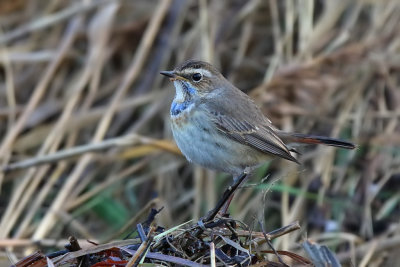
[211,112,298,163]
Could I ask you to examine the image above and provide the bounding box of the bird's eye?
[192,73,202,82]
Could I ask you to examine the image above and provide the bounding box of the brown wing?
[210,111,298,163]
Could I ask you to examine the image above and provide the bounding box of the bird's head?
[160,60,224,103]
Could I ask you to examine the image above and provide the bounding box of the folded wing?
[211,111,299,163]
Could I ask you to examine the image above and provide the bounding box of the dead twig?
[2,134,178,172]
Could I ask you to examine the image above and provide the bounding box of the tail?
[277,132,356,150]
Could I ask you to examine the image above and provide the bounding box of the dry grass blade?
[2,134,178,172]
[31,0,172,240]
[0,18,82,159]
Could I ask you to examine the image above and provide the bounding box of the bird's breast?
[170,107,220,163]
[170,106,264,175]
[170,101,195,128]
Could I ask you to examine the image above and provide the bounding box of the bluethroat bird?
[160,60,355,180]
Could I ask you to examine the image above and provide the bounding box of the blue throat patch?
[171,101,191,116]
[170,82,196,116]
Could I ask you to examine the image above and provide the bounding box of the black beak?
[160,70,175,78]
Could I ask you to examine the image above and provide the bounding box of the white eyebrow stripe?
[181,68,212,78]
[198,69,211,77]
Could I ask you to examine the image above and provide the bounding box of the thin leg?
[219,174,248,215]
[219,193,234,216]
[204,172,247,221]
[194,172,248,238]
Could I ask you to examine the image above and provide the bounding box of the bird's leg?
[196,172,247,230]
[219,194,234,216]
[219,173,248,215]
[206,172,247,221]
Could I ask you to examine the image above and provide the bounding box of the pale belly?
[170,107,268,175]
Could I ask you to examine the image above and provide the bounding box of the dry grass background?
[0,0,399,266]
